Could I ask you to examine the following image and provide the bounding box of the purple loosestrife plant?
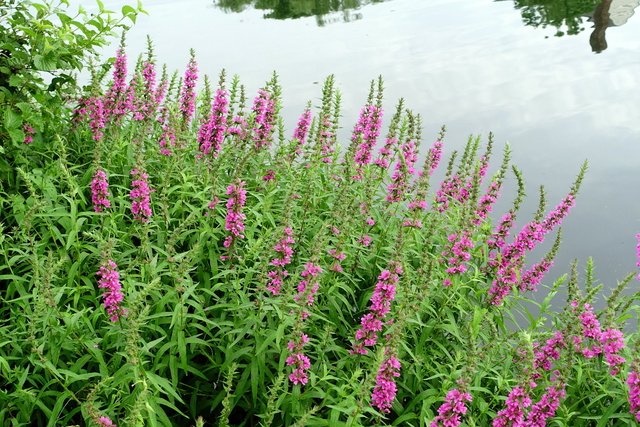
[251,89,277,150]
[130,169,153,221]
[351,261,402,354]
[197,88,229,159]
[430,388,473,427]
[266,227,295,295]
[628,369,640,422]
[223,180,247,250]
[286,333,311,385]
[23,123,34,144]
[179,51,198,127]
[370,348,401,413]
[352,104,383,167]
[96,260,126,322]
[523,385,565,426]
[103,48,130,124]
[90,169,111,213]
[492,386,532,427]
[98,416,116,427]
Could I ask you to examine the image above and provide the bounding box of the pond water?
[78,0,640,304]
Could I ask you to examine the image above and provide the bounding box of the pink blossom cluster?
[134,61,165,121]
[524,385,565,426]
[627,370,640,422]
[531,331,566,378]
[351,262,402,354]
[98,416,116,427]
[318,117,335,164]
[90,169,111,213]
[223,180,247,249]
[179,55,198,125]
[474,181,502,225]
[294,262,322,306]
[80,96,107,142]
[370,349,401,413]
[251,89,276,150]
[157,107,176,156]
[286,333,311,385]
[386,141,418,203]
[440,231,473,279]
[262,169,276,182]
[518,256,554,293]
[430,388,473,427]
[492,386,531,427]
[352,105,383,166]
[435,175,472,212]
[327,248,346,272]
[227,115,248,140]
[130,169,153,221]
[487,212,515,250]
[198,89,229,158]
[23,123,34,144]
[266,227,295,295]
[103,48,130,124]
[374,136,397,169]
[425,140,444,177]
[493,383,566,427]
[289,108,312,161]
[570,301,626,375]
[96,260,126,322]
[487,194,576,305]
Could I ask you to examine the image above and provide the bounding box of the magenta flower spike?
[430,388,473,427]
[628,370,640,422]
[352,104,383,166]
[96,260,126,322]
[351,261,402,354]
[251,89,276,150]
[223,180,247,249]
[130,169,153,221]
[492,386,531,427]
[524,385,565,426]
[180,53,199,126]
[198,89,229,158]
[371,348,401,413]
[90,169,111,213]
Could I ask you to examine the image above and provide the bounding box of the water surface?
[78,0,640,301]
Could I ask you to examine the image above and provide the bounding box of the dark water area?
[76,0,639,314]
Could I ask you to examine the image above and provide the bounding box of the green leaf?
[4,109,21,130]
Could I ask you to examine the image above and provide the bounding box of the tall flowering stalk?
[487,190,579,305]
[103,47,130,124]
[492,386,532,427]
[440,231,473,285]
[370,348,401,413]
[223,180,247,250]
[250,89,277,150]
[430,388,473,427]
[627,368,640,422]
[286,262,323,385]
[90,169,111,213]
[285,106,312,163]
[198,88,229,158]
[352,104,383,167]
[130,169,153,222]
[179,50,198,127]
[266,227,295,295]
[351,261,402,354]
[96,260,126,322]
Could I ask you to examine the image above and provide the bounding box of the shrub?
[1,40,639,427]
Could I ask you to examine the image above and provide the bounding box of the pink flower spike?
[91,169,111,213]
[96,260,127,322]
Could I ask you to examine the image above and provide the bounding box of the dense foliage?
[1,2,640,426]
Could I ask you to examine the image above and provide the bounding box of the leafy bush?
[0,0,145,188]
[1,27,640,427]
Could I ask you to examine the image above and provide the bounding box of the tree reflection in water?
[498,0,640,52]
[213,0,390,26]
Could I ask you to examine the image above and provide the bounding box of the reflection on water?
[213,0,391,26]
[498,0,640,52]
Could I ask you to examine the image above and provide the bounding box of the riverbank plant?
[1,17,640,427]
